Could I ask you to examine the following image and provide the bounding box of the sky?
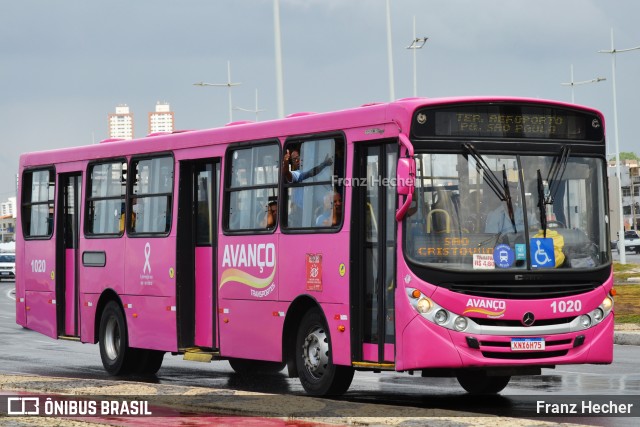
[2,0,640,200]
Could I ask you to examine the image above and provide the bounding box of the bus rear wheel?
[135,349,165,375]
[295,308,354,396]
[99,301,137,375]
[456,370,511,394]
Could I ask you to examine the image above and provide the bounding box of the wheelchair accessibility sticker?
[493,244,514,268]
[530,238,555,268]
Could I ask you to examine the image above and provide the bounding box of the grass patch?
[613,262,640,282]
[613,284,640,324]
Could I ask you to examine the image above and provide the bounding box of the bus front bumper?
[399,312,613,371]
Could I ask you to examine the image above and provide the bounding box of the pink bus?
[15,97,614,395]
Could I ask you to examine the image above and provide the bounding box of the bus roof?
[19,96,603,168]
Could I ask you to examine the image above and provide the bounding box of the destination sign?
[412,104,604,142]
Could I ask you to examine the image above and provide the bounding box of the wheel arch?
[93,289,125,343]
[282,294,324,378]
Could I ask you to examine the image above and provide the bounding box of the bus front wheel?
[456,370,511,394]
[99,301,136,375]
[295,308,354,396]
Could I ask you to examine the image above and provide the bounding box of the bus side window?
[282,136,344,230]
[224,142,279,233]
[129,156,174,235]
[21,169,56,239]
[86,160,126,237]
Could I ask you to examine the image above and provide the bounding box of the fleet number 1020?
[31,259,47,273]
[550,300,581,313]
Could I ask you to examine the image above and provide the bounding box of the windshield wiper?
[545,145,571,205]
[463,143,506,202]
[464,143,518,233]
[502,167,517,233]
[537,145,571,238]
[537,169,548,238]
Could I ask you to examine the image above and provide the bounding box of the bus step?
[352,361,395,370]
[183,348,217,363]
[58,335,81,342]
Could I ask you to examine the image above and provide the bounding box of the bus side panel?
[123,295,177,352]
[276,228,351,365]
[218,299,286,361]
[79,293,99,343]
[23,240,56,293]
[277,234,350,304]
[319,302,352,366]
[125,238,176,297]
[78,238,125,295]
[15,235,26,327]
[25,291,57,338]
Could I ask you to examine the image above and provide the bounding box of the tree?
[610,152,639,162]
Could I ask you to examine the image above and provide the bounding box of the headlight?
[580,315,592,328]
[593,308,604,322]
[417,298,432,314]
[602,296,613,312]
[434,309,449,325]
[454,316,468,331]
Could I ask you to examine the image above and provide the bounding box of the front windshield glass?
[404,152,609,271]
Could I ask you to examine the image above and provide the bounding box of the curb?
[614,331,640,346]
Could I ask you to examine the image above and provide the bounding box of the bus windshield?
[404,151,609,271]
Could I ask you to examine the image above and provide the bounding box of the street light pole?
[234,89,266,122]
[598,28,640,264]
[560,64,605,104]
[406,16,428,97]
[273,0,285,118]
[385,0,395,101]
[193,60,242,123]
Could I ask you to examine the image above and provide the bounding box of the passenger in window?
[260,196,278,229]
[315,191,342,227]
[130,198,140,232]
[119,203,126,232]
[47,205,54,235]
[283,147,333,225]
[283,147,333,183]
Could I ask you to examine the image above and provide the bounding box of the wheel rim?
[104,316,121,361]
[301,326,329,380]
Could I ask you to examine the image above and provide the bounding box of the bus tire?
[295,308,354,396]
[99,301,137,375]
[135,350,165,375]
[456,370,511,394]
[229,358,286,375]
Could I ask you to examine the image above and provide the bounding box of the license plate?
[0,272,9,276]
[511,337,545,351]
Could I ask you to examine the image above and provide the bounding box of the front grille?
[472,316,574,327]
[480,339,572,348]
[447,282,599,299]
[482,350,568,359]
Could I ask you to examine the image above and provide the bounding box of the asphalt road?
[1,279,639,426]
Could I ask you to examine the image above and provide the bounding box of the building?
[0,197,16,243]
[148,102,175,134]
[608,160,640,234]
[108,105,134,140]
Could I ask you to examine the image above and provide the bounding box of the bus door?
[56,173,81,338]
[177,159,220,350]
[351,142,397,365]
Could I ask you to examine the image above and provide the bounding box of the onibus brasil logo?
[220,243,276,298]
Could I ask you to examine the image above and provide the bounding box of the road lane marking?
[6,287,16,301]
